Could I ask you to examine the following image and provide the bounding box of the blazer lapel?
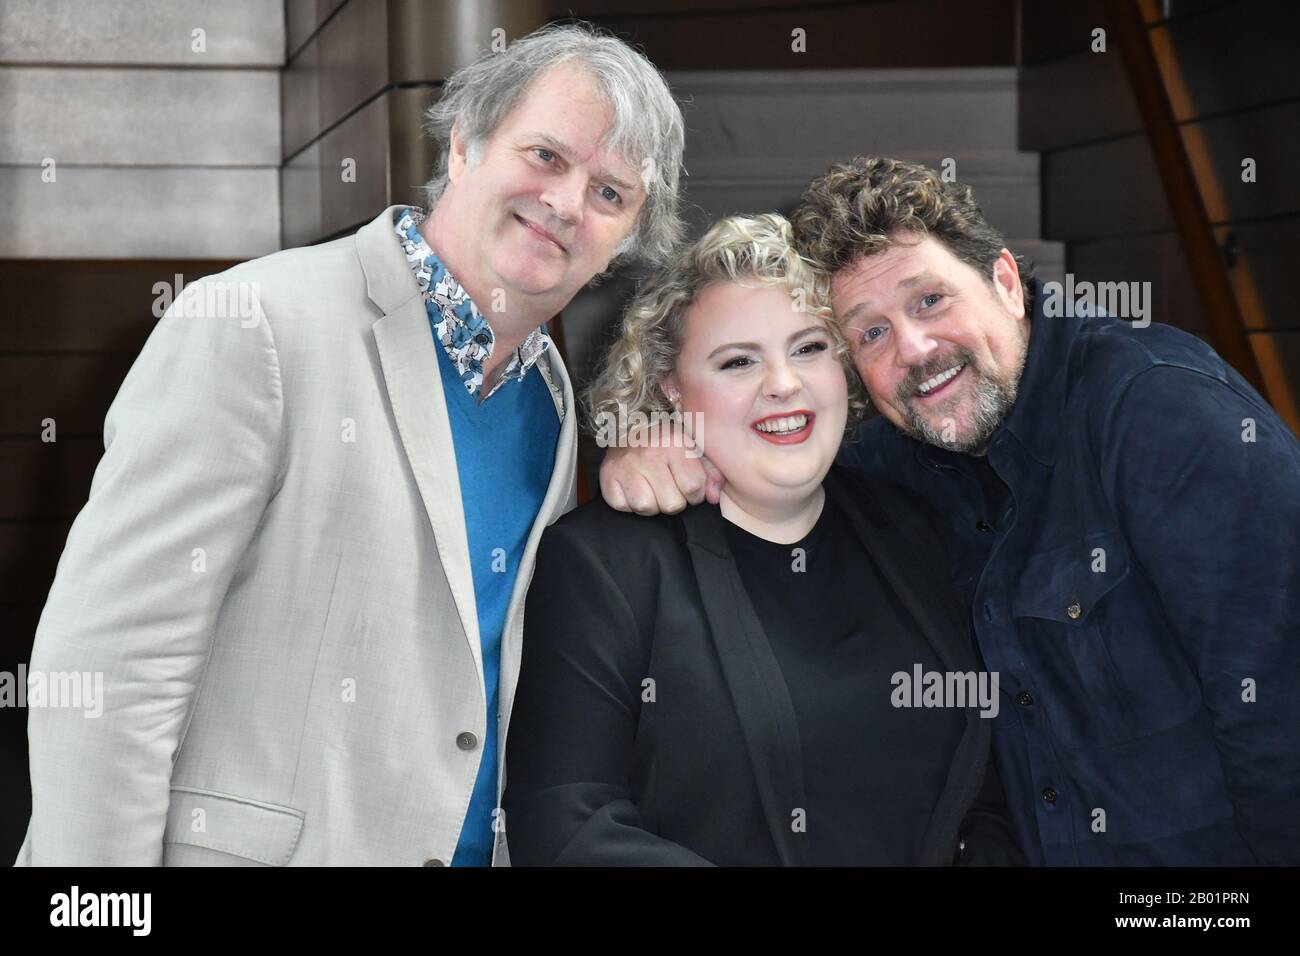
[680,505,811,867]
[359,207,482,678]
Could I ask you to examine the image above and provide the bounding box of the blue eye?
[535,148,555,163]
[599,185,620,203]
[921,293,943,309]
[862,327,885,343]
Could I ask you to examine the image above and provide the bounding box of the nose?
[762,355,801,401]
[892,317,937,368]
[539,168,584,227]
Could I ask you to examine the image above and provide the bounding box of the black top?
[502,465,1024,866]
[724,492,964,864]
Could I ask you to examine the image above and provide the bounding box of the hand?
[598,425,724,514]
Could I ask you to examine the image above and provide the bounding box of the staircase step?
[669,68,1020,159]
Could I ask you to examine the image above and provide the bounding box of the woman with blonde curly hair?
[502,214,1021,866]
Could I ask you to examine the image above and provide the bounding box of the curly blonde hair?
[790,156,1034,305]
[584,213,869,437]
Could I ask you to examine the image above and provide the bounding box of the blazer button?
[975,519,993,533]
[1042,787,1059,804]
[1066,601,1082,620]
[456,732,478,751]
[423,858,445,867]
[1016,691,1034,706]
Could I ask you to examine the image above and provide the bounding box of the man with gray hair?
[17,21,684,866]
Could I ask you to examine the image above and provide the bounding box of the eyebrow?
[705,325,828,360]
[840,271,944,323]
[526,131,639,194]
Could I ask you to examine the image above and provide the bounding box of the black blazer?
[502,464,1023,866]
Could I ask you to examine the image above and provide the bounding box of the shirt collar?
[393,205,551,398]
[994,278,1077,466]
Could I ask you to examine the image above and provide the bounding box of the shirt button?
[423,858,445,867]
[975,519,993,533]
[473,333,489,345]
[1042,787,1059,804]
[456,732,478,751]
[1016,691,1034,706]
[1066,602,1082,620]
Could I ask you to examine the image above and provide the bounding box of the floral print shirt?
[394,205,553,401]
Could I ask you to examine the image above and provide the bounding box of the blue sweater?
[435,340,559,866]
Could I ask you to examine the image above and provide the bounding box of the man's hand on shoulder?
[598,423,724,515]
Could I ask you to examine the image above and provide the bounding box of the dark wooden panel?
[1249,330,1300,436]
[1214,218,1300,332]
[557,0,875,13]
[1155,1,1300,119]
[1044,133,1170,240]
[0,522,70,604]
[0,607,42,657]
[390,0,549,84]
[1063,221,1300,336]
[388,86,441,210]
[0,603,40,864]
[1019,0,1109,65]
[0,438,102,520]
[1043,101,1300,241]
[1155,0,1250,25]
[1186,100,1300,224]
[0,261,235,352]
[581,0,1018,69]
[0,356,136,436]
[1022,1,1300,149]
[1066,230,1208,333]
[1020,50,1142,150]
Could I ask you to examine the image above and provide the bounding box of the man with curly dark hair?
[602,155,1300,867]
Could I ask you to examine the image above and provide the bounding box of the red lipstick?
[750,410,815,445]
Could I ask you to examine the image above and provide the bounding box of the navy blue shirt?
[839,280,1300,865]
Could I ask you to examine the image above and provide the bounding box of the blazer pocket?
[163,786,306,866]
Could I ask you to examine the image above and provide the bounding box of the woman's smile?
[751,410,816,445]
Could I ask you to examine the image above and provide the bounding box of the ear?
[991,248,1025,320]
[660,376,682,410]
[447,122,469,184]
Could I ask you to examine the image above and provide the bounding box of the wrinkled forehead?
[830,237,957,319]
[504,64,652,191]
[832,248,921,314]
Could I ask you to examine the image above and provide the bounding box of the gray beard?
[900,365,1018,454]
[894,339,1028,455]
